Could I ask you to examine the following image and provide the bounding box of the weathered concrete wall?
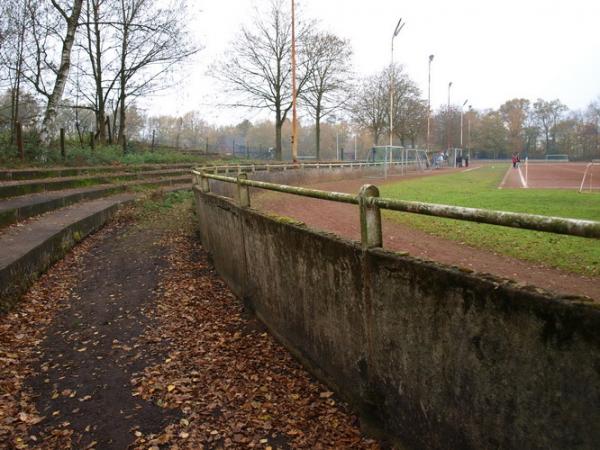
[194,187,600,450]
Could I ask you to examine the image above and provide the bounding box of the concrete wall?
[194,187,600,450]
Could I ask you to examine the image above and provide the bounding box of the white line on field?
[518,166,528,188]
[462,166,481,173]
[498,165,512,189]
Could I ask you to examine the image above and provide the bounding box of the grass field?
[380,165,600,277]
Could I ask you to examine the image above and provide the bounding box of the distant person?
[465,154,469,167]
[512,153,518,169]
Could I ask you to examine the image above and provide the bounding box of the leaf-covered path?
[0,195,382,449]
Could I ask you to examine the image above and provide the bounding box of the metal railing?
[191,169,600,249]
[194,160,407,175]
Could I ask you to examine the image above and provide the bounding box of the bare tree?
[533,98,567,154]
[114,0,198,153]
[301,32,352,159]
[79,0,119,144]
[214,0,313,160]
[351,72,388,144]
[386,65,422,145]
[27,0,84,148]
[351,65,421,146]
[0,0,33,144]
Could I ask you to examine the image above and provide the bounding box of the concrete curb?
[0,198,131,312]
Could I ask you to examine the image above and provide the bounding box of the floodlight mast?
[291,0,298,163]
[389,17,405,165]
[427,54,434,156]
[460,99,468,148]
[446,81,452,151]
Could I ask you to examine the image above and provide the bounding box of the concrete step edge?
[0,176,191,228]
[0,169,192,199]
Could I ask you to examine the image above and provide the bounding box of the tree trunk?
[39,0,84,150]
[93,0,106,143]
[315,112,321,161]
[117,0,128,152]
[275,108,283,160]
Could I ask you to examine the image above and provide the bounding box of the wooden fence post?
[358,184,382,250]
[60,128,66,159]
[16,122,24,161]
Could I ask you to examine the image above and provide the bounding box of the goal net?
[367,146,429,179]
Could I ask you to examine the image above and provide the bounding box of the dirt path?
[0,195,381,449]
[27,223,179,449]
[254,177,600,301]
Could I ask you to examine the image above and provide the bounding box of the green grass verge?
[0,141,246,168]
[379,165,600,277]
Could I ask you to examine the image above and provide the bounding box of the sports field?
[379,164,600,276]
[500,161,600,190]
[255,163,600,299]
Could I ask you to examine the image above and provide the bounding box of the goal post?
[579,159,600,193]
[368,146,430,178]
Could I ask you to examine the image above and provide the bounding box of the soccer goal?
[545,154,570,162]
[367,146,429,179]
[579,159,600,193]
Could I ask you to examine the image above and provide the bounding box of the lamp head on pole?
[393,18,405,37]
[429,54,434,62]
[448,81,453,88]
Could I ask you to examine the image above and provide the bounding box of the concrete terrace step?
[0,184,190,312]
[0,175,191,228]
[0,163,193,181]
[0,168,191,199]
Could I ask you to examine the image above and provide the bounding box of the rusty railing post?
[200,171,210,193]
[359,184,383,250]
[237,172,250,207]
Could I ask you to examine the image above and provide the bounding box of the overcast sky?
[146,0,600,124]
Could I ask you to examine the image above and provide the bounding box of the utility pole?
[447,81,452,152]
[460,99,468,148]
[389,17,405,165]
[291,0,298,163]
[467,105,472,159]
[427,55,434,157]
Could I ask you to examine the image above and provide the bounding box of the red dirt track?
[254,171,600,302]
[500,162,600,190]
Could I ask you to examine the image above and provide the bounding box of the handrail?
[191,170,600,240]
[193,160,411,174]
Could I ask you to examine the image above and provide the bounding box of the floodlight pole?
[460,99,468,148]
[291,0,298,163]
[389,18,405,166]
[427,54,434,157]
[446,81,452,153]
[467,105,472,159]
